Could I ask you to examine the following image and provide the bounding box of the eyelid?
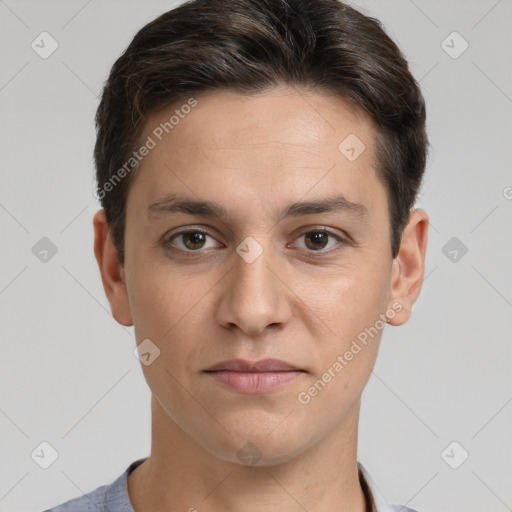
[164,226,222,245]
[289,226,348,253]
[292,225,347,240]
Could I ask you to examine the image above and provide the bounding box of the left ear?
[387,209,429,326]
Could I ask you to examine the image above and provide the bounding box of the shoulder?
[42,458,146,512]
[41,459,144,512]
[42,482,110,512]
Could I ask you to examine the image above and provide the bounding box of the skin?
[94,85,428,512]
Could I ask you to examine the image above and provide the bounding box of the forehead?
[129,86,384,217]
[141,86,375,156]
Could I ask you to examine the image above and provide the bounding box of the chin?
[200,423,309,468]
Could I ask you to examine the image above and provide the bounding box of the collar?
[358,462,400,512]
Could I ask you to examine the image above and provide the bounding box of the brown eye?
[167,230,217,252]
[181,231,207,250]
[293,228,345,254]
[304,230,330,251]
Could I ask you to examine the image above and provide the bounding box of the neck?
[127,395,367,512]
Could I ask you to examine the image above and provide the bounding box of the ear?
[387,209,429,326]
[93,209,133,326]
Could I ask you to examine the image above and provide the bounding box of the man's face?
[121,86,398,464]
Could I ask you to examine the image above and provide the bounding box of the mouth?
[204,358,306,393]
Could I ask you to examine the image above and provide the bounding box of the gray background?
[1,1,511,511]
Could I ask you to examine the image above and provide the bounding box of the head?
[94,0,429,466]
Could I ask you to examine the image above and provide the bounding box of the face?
[95,86,427,466]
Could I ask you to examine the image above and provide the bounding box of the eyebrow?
[146,193,368,222]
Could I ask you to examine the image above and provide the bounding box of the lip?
[205,358,301,372]
[204,358,305,393]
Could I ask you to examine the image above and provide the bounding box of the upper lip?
[205,358,302,372]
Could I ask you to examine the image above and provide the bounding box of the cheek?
[126,259,217,386]
[126,254,209,337]
[300,255,391,396]
[296,267,390,420]
[305,256,391,335]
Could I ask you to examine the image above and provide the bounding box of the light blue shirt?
[43,458,418,512]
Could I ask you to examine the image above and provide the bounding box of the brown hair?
[94,0,428,265]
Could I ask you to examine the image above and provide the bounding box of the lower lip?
[206,370,304,393]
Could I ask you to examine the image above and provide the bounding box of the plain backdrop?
[1,1,511,511]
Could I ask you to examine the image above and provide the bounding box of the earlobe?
[387,209,429,326]
[93,209,133,326]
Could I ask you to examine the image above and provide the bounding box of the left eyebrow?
[146,193,368,222]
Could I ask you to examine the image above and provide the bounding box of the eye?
[165,229,220,253]
[291,228,345,253]
[162,226,347,257]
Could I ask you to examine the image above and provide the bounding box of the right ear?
[386,209,429,326]
[93,209,133,326]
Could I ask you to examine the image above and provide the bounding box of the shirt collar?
[358,462,398,512]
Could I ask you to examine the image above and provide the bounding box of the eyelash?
[162,226,347,257]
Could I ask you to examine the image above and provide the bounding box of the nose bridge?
[217,236,291,335]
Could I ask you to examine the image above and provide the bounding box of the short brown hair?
[94,0,428,265]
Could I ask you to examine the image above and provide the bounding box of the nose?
[216,240,293,337]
